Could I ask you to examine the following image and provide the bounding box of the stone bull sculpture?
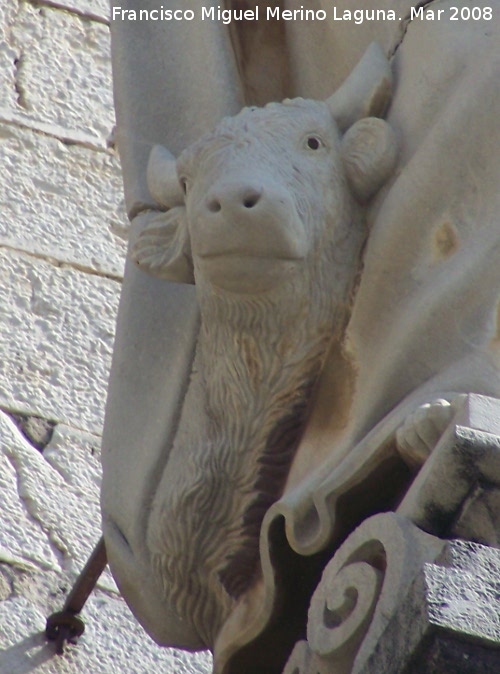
[94,5,500,672]
[125,43,398,654]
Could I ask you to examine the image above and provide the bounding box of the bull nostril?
[207,198,222,213]
[243,190,261,209]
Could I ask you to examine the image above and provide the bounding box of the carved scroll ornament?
[283,395,500,673]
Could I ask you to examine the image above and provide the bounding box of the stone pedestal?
[362,539,500,674]
[283,396,500,674]
[285,534,500,674]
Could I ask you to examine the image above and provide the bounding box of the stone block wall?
[0,2,212,672]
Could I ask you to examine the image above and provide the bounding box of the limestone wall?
[0,2,211,672]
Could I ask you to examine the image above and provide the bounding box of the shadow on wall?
[0,633,54,674]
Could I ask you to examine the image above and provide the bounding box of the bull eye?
[179,177,188,195]
[306,136,322,150]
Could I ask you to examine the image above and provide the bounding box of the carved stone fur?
[149,271,343,644]
[144,118,357,642]
[132,45,398,647]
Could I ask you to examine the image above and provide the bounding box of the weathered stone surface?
[43,423,102,491]
[104,2,500,669]
[0,445,59,572]
[426,540,500,645]
[0,411,104,573]
[356,539,500,674]
[0,0,18,112]
[398,399,500,547]
[0,2,210,672]
[283,518,500,674]
[8,412,56,451]
[0,414,214,673]
[304,514,446,674]
[0,412,214,673]
[0,592,213,674]
[37,0,109,22]
[0,250,120,433]
[0,122,127,276]
[0,569,12,602]
[9,3,114,144]
[282,641,323,674]
[403,634,500,674]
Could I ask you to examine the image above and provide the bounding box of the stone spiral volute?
[282,513,444,674]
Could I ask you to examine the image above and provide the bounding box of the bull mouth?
[198,251,304,261]
[195,253,303,294]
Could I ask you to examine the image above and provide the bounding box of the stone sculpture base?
[285,536,500,674]
[404,636,500,674]
[362,539,500,674]
[283,395,500,674]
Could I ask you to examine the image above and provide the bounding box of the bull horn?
[326,42,393,132]
[147,144,184,208]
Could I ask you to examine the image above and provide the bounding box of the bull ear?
[147,145,184,208]
[341,117,398,203]
[131,208,195,284]
[326,43,392,132]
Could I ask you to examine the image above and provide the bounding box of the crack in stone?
[27,0,109,26]
[0,567,14,601]
[0,108,113,153]
[13,54,28,109]
[390,0,440,58]
[0,243,123,283]
[2,450,65,570]
[4,411,56,452]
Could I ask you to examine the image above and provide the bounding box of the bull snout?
[190,176,309,294]
[196,176,300,242]
[205,182,263,216]
[192,177,306,262]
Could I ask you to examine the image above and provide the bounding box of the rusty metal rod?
[46,537,107,654]
[64,537,107,613]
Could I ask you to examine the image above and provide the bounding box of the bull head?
[133,43,397,287]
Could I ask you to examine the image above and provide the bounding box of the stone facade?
[0,2,211,672]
